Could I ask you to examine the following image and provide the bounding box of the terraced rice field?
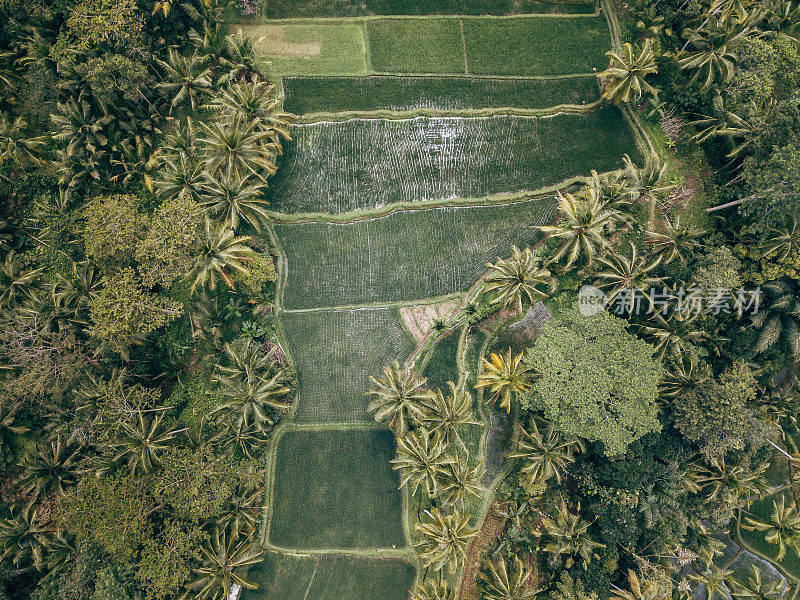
[244,0,647,597]
[269,428,406,549]
[249,552,417,600]
[281,308,415,423]
[267,110,640,214]
[283,75,602,114]
[239,13,607,77]
[276,198,556,309]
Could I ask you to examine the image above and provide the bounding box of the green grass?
[244,552,417,600]
[259,0,596,17]
[283,75,601,114]
[275,198,555,309]
[280,308,415,422]
[422,328,461,393]
[740,490,800,580]
[367,19,465,74]
[235,23,367,76]
[267,109,642,214]
[269,428,407,549]
[463,16,610,75]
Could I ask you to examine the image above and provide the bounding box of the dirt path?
[458,502,507,600]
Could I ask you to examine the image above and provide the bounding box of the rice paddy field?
[267,110,640,214]
[245,553,416,600]
[280,308,415,423]
[276,198,555,309]
[239,14,607,77]
[283,75,602,114]
[462,16,610,75]
[245,1,653,597]
[260,0,596,18]
[268,428,407,549]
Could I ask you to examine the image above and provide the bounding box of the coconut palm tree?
[690,91,753,146]
[415,507,477,572]
[52,260,102,321]
[611,569,671,600]
[475,349,530,414]
[508,421,583,486]
[484,246,555,313]
[537,191,616,269]
[689,564,733,600]
[436,454,484,506]
[204,80,292,147]
[750,279,800,359]
[216,415,270,460]
[109,411,180,475]
[215,478,263,541]
[216,338,279,386]
[153,152,206,202]
[743,496,800,560]
[678,14,751,90]
[211,372,291,434]
[537,501,604,568]
[184,528,263,600]
[760,217,800,264]
[422,381,480,453]
[694,458,769,504]
[623,155,675,204]
[21,436,82,500]
[479,555,541,600]
[0,250,43,308]
[729,565,788,600]
[413,576,457,600]
[0,505,53,572]
[199,114,281,183]
[637,313,707,360]
[392,428,454,498]
[600,39,658,105]
[51,98,111,158]
[0,113,46,170]
[367,361,431,435]
[594,242,663,312]
[763,0,800,35]
[587,169,635,211]
[187,218,254,294]
[156,49,212,112]
[647,216,705,264]
[659,355,712,400]
[199,172,269,232]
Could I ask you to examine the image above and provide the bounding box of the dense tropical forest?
[0,0,799,599]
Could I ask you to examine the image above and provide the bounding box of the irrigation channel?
[241,3,651,598]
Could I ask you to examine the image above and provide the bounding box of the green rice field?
[268,428,407,549]
[267,109,641,214]
[276,198,555,309]
[283,75,601,114]
[244,552,416,600]
[259,0,596,18]
[367,19,465,74]
[236,22,368,76]
[422,328,461,393]
[280,308,415,422]
[463,16,610,75]
[241,15,607,78]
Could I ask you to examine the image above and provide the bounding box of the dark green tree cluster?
[0,1,293,599]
